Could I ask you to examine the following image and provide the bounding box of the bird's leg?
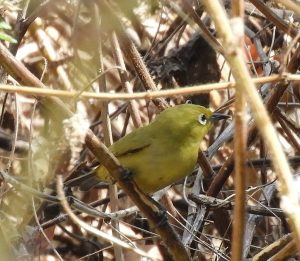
[155,207,168,228]
[147,195,169,228]
[119,169,169,227]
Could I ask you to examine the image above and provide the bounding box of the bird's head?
[154,104,230,141]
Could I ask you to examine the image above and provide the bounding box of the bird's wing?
[110,127,152,157]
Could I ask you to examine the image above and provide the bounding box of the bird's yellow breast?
[97,137,200,194]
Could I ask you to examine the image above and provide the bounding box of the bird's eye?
[198,114,207,125]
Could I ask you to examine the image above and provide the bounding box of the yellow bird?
[91,104,229,194]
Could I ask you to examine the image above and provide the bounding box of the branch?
[0,74,295,100]
[0,40,190,261]
[202,0,300,252]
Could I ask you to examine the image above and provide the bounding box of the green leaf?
[0,32,17,43]
[0,21,12,30]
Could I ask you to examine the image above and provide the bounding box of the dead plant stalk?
[202,0,300,251]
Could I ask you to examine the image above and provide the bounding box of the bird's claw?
[155,207,169,228]
[119,168,134,181]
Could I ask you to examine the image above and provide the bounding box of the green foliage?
[0,20,17,43]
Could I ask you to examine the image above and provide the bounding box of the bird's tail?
[65,169,110,191]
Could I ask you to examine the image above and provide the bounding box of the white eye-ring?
[198,113,207,125]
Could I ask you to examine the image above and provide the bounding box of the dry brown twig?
[0,74,297,100]
[56,175,158,260]
[202,0,300,252]
[0,7,190,261]
[230,1,247,260]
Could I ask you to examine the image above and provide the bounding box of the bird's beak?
[210,112,231,122]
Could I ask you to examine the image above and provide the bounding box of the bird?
[84,104,230,194]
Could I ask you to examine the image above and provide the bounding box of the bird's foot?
[119,168,134,181]
[154,207,169,228]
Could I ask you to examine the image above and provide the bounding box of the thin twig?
[31,197,63,261]
[0,39,191,261]
[271,0,300,19]
[56,175,159,260]
[0,74,295,100]
[95,4,124,260]
[230,2,247,260]
[202,0,300,252]
[96,0,168,110]
[110,32,142,128]
[249,0,299,38]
